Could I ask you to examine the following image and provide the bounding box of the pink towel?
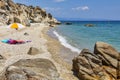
[16,40,25,43]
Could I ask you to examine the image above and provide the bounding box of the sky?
[13,0,120,20]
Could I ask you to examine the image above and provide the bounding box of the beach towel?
[8,39,18,44]
[16,40,25,44]
[1,39,9,43]
[1,39,31,44]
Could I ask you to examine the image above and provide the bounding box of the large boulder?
[2,58,60,80]
[73,42,120,80]
[94,42,119,68]
[73,49,107,80]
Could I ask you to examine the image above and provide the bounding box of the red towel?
[8,40,17,44]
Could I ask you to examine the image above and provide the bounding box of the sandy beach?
[0,23,78,80]
[44,27,78,64]
[0,0,119,79]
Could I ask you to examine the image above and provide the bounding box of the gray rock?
[3,58,60,80]
[27,47,40,55]
[7,74,28,80]
[22,19,30,26]
[84,24,95,27]
[0,55,4,59]
[14,17,21,23]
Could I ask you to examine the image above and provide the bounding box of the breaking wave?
[53,31,81,53]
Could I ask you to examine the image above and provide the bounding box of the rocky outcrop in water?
[73,42,120,80]
[84,24,94,27]
[65,22,72,25]
[0,0,60,26]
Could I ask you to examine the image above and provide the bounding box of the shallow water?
[51,21,120,52]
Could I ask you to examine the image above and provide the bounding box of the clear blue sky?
[13,0,120,20]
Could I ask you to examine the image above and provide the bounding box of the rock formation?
[0,0,60,26]
[73,42,120,80]
[27,47,40,55]
[84,24,94,27]
[0,58,61,80]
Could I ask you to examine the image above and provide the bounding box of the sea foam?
[53,31,80,53]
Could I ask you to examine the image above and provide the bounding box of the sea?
[48,21,120,53]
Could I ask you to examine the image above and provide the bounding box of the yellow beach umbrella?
[8,23,25,29]
[10,23,18,29]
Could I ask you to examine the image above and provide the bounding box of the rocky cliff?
[73,42,120,80]
[0,0,60,26]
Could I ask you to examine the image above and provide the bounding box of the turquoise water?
[52,21,120,52]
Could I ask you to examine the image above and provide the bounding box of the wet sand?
[43,27,79,66]
[42,27,79,80]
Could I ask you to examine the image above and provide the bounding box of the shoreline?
[42,26,78,66]
[42,26,79,80]
[42,27,71,68]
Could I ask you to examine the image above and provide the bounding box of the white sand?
[0,23,78,80]
[0,23,52,75]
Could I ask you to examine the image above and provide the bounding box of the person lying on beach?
[1,39,31,44]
